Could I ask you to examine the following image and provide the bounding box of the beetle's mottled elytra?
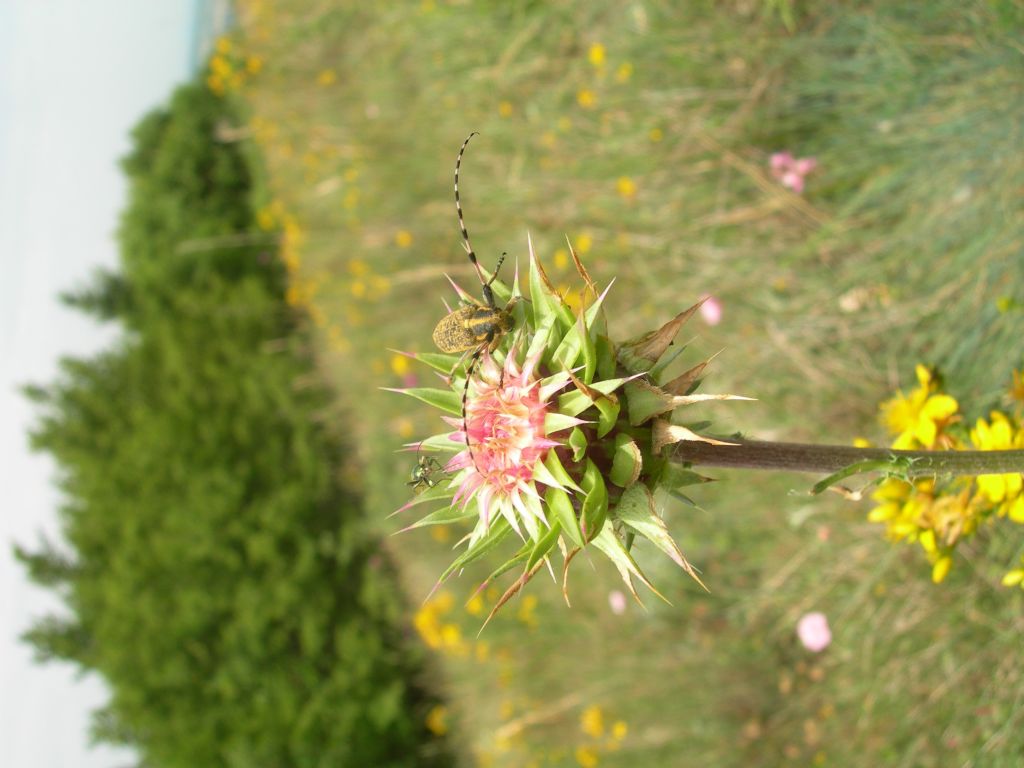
[432,302,516,354]
[433,133,520,473]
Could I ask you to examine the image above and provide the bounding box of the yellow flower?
[580,705,604,738]
[610,720,628,740]
[210,54,231,77]
[879,364,958,449]
[328,330,350,353]
[499,699,515,720]
[649,127,663,142]
[316,68,337,86]
[560,285,587,315]
[498,100,514,117]
[577,89,597,109]
[395,230,414,248]
[918,528,937,553]
[1004,495,1024,523]
[430,525,451,543]
[868,474,985,584]
[390,354,410,376]
[1003,558,1024,589]
[440,623,468,655]
[425,704,448,735]
[281,250,300,274]
[465,593,484,616]
[588,43,606,67]
[931,555,952,583]
[246,55,263,74]
[970,412,1023,504]
[413,591,456,649]
[256,206,276,231]
[615,62,633,82]
[922,483,981,545]
[282,214,304,245]
[867,478,916,533]
[517,594,539,628]
[206,74,225,96]
[575,233,593,255]
[575,746,600,767]
[441,623,461,645]
[616,176,637,199]
[370,274,391,299]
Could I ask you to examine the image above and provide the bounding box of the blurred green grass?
[230,1,1024,765]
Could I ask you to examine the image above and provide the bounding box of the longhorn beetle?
[431,133,519,472]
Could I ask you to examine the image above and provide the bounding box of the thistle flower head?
[390,237,749,617]
[445,344,568,543]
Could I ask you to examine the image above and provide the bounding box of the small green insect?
[408,451,445,494]
[433,133,520,471]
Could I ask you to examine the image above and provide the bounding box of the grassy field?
[225,1,1023,765]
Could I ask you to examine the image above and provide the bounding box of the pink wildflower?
[770,151,817,194]
[699,295,722,326]
[796,611,832,652]
[446,343,574,543]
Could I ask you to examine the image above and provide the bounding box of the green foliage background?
[17,82,451,768]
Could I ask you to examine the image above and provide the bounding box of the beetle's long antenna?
[455,132,487,286]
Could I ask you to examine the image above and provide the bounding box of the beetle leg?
[481,252,506,309]
[462,346,484,473]
[447,348,473,384]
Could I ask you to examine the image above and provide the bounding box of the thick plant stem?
[671,440,1024,477]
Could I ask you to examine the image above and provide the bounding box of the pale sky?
[0,2,198,765]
